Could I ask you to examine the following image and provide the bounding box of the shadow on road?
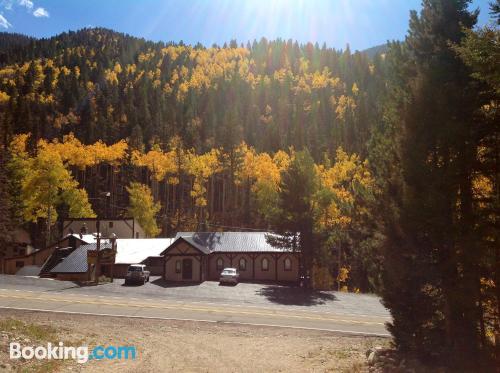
[256,285,336,306]
[150,278,201,288]
[218,282,237,287]
[121,282,146,287]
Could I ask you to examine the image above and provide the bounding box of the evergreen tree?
[272,149,318,278]
[377,0,495,367]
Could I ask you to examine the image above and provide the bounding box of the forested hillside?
[0,28,383,156]
[0,28,386,290]
[0,0,498,367]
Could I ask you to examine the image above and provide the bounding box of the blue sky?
[0,0,494,51]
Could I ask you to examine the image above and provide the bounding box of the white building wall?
[62,219,146,239]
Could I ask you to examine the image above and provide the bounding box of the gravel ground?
[0,309,389,372]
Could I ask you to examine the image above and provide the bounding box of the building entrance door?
[182,258,192,280]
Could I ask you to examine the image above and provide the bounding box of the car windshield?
[222,269,236,274]
[128,266,143,272]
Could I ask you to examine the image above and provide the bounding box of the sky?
[0,0,495,51]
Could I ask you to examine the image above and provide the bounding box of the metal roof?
[172,232,291,253]
[51,239,174,273]
[114,238,174,264]
[164,236,211,255]
[51,242,111,273]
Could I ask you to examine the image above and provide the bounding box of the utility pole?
[95,217,100,284]
[93,192,110,284]
[109,233,117,283]
[337,241,342,291]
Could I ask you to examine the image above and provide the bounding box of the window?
[261,257,269,271]
[109,222,113,228]
[284,257,292,271]
[175,260,181,273]
[216,258,224,271]
[239,258,247,271]
[15,261,24,268]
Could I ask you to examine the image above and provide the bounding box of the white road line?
[0,306,391,337]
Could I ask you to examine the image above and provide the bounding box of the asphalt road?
[0,275,391,336]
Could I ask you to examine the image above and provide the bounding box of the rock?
[366,346,383,358]
[368,351,377,365]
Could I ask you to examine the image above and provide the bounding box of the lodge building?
[161,232,300,283]
[2,226,301,284]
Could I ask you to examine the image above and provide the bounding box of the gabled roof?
[50,238,175,273]
[164,232,291,254]
[161,236,211,255]
[51,242,112,273]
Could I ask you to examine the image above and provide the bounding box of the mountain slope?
[0,28,386,159]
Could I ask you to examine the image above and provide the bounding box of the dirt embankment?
[0,309,389,372]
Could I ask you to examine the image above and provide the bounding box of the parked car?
[125,264,150,285]
[219,267,239,285]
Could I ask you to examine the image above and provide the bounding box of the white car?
[219,268,239,285]
[125,264,150,285]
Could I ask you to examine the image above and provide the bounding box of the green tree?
[126,182,161,237]
[454,4,500,363]
[375,0,496,367]
[272,149,318,278]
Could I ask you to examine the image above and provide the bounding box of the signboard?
[87,250,97,265]
[99,248,116,264]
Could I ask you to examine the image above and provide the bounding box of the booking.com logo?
[10,342,136,364]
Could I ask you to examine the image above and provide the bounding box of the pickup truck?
[124,264,150,285]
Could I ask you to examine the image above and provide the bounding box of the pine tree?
[377,0,494,367]
[272,149,318,278]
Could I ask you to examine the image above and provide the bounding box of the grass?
[0,318,76,373]
[19,360,65,373]
[0,318,58,342]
